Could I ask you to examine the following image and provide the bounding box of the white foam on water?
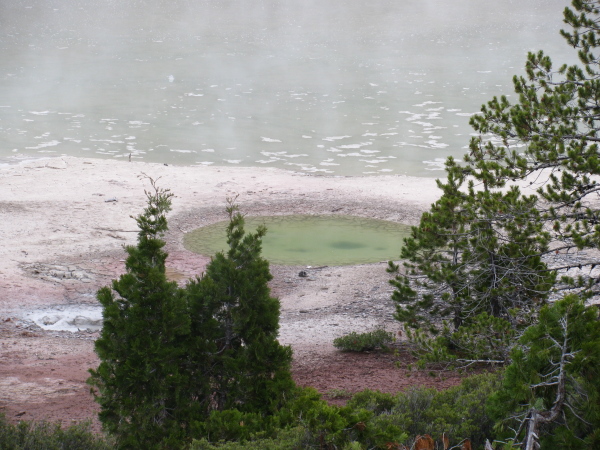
[90,139,124,144]
[261,137,282,143]
[412,121,434,127]
[26,140,61,150]
[413,101,441,107]
[323,135,351,142]
[170,149,195,153]
[185,93,204,97]
[202,148,215,152]
[338,142,372,149]
[456,112,478,117]
[403,113,425,121]
[360,150,380,154]
[398,142,429,149]
[223,159,241,164]
[297,166,334,173]
[427,140,449,148]
[29,111,50,115]
[301,135,312,138]
[423,158,448,170]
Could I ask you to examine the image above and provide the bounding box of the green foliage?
[465,0,600,297]
[88,185,294,448]
[427,373,502,447]
[88,180,191,447]
[327,388,352,399]
[333,329,394,352]
[389,159,553,343]
[389,0,600,367]
[0,415,113,450]
[185,200,295,417]
[190,427,306,450]
[347,372,501,449]
[488,295,600,448]
[406,313,517,365]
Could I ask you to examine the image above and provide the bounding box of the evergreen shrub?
[0,415,113,450]
[333,329,394,352]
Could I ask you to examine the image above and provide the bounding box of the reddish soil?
[0,319,467,435]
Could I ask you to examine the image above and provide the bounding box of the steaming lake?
[0,0,574,176]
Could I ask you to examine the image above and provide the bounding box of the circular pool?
[183,215,411,266]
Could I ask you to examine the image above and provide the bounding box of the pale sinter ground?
[0,156,476,430]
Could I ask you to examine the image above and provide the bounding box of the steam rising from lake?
[0,0,573,175]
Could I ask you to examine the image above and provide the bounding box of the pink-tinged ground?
[0,157,469,434]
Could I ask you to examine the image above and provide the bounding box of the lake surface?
[184,215,412,265]
[0,0,574,176]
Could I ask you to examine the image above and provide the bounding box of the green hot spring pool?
[183,215,411,266]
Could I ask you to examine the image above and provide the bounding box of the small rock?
[41,315,61,325]
[71,271,87,280]
[298,270,308,277]
[48,270,66,278]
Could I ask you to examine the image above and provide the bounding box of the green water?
[183,215,411,266]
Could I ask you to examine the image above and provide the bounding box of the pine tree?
[388,159,554,363]
[88,180,191,447]
[388,159,471,331]
[186,200,294,419]
[89,189,295,447]
[390,0,600,363]
[466,0,600,298]
[488,295,600,449]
